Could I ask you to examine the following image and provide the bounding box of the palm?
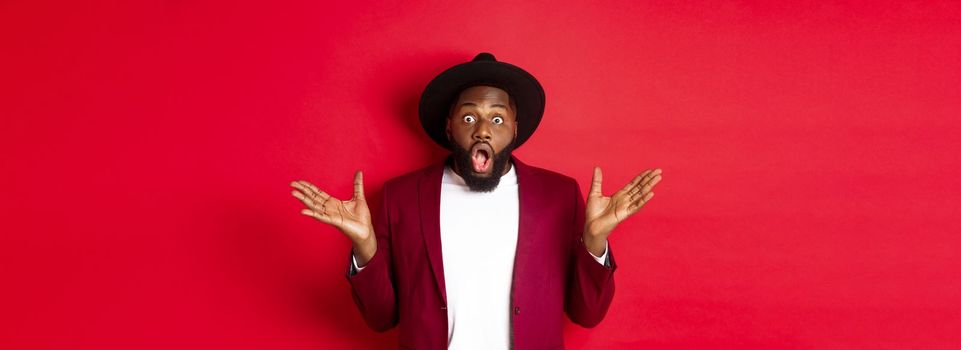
[290,171,373,242]
[585,194,621,237]
[584,167,662,238]
[319,195,372,241]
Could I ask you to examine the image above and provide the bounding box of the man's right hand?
[290,171,376,266]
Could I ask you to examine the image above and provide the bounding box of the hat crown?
[472,52,496,62]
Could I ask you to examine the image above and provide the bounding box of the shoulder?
[381,159,445,193]
[516,159,576,184]
[514,158,580,193]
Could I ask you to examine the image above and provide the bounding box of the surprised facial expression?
[446,85,518,178]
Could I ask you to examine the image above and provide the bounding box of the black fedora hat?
[418,52,545,150]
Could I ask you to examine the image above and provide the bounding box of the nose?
[472,122,492,142]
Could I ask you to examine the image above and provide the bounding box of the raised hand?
[290,171,376,265]
[583,167,662,255]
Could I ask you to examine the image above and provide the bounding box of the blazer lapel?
[419,159,448,305]
[512,156,544,291]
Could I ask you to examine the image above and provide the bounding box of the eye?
[462,115,476,123]
[492,116,504,125]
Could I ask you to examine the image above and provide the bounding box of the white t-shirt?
[440,163,520,349]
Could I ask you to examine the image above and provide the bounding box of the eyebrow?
[460,102,509,110]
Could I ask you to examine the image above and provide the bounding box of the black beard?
[449,140,515,192]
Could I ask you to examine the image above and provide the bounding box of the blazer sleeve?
[345,183,398,332]
[564,178,617,328]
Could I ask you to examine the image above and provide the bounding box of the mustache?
[470,141,493,151]
[464,139,516,154]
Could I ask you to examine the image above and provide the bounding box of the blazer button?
[513,306,520,315]
[441,306,447,310]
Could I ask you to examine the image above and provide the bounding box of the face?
[446,85,518,191]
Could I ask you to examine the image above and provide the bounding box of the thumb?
[589,166,603,196]
[353,170,365,200]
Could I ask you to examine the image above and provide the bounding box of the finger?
[353,171,365,200]
[301,208,331,223]
[640,168,660,184]
[300,181,322,197]
[291,181,315,197]
[292,190,324,212]
[291,189,306,201]
[632,174,662,197]
[589,167,603,196]
[297,180,331,201]
[292,188,315,204]
[644,175,663,191]
[620,170,651,196]
[291,189,312,204]
[290,182,309,195]
[633,170,652,187]
[631,168,662,191]
[629,191,654,210]
[290,181,310,195]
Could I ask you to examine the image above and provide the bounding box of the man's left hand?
[583,167,663,256]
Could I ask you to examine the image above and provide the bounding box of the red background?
[2,1,960,349]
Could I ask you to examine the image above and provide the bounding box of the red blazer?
[346,156,617,349]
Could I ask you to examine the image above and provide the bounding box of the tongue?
[472,150,490,172]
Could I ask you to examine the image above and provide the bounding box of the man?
[290,53,662,349]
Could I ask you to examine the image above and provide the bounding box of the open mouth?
[470,143,493,173]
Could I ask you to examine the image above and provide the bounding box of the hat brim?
[419,59,545,151]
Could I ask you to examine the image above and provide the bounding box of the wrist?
[351,232,377,266]
[582,233,608,257]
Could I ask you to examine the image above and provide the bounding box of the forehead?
[454,85,511,106]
